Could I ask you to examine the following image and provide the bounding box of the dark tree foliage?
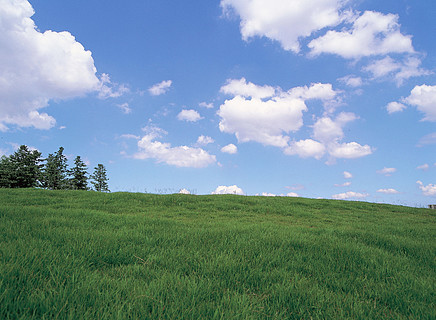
[90,164,110,192]
[0,145,42,188]
[42,147,69,190]
[68,156,88,190]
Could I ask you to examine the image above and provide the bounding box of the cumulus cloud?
[328,142,372,159]
[218,93,307,148]
[403,85,436,122]
[363,57,431,86]
[0,0,101,130]
[199,102,214,109]
[386,101,407,114]
[148,80,172,96]
[286,192,299,197]
[220,78,275,99]
[221,0,348,53]
[218,80,341,149]
[218,79,371,160]
[221,144,238,154]
[196,135,214,146]
[309,11,414,59]
[179,189,191,195]
[133,130,216,168]
[343,171,353,179]
[212,185,244,195]
[313,113,373,159]
[177,109,203,122]
[377,188,400,194]
[332,191,369,200]
[284,139,326,159]
[260,192,276,197]
[416,181,436,197]
[377,167,397,176]
[287,83,341,112]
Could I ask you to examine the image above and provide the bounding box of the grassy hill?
[0,189,434,319]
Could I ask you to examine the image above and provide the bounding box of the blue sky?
[1,0,435,206]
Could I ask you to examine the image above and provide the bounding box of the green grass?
[0,189,435,319]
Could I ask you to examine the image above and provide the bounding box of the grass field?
[0,189,435,319]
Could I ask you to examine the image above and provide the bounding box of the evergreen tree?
[42,147,68,190]
[69,156,88,190]
[0,145,42,188]
[90,164,109,192]
[0,156,14,188]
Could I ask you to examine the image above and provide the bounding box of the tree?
[90,164,109,192]
[42,147,68,190]
[0,145,42,188]
[0,156,14,188]
[69,156,88,190]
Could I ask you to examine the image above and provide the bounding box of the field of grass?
[0,189,435,319]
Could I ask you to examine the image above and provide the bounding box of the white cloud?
[286,192,299,197]
[287,83,341,112]
[416,181,436,197]
[309,11,414,59]
[403,85,436,122]
[332,191,369,200]
[417,164,429,171]
[117,103,132,114]
[343,171,353,179]
[377,188,400,194]
[221,144,238,154]
[335,182,351,187]
[221,0,348,53]
[284,139,326,159]
[261,192,276,197]
[212,185,244,195]
[377,167,397,176]
[177,109,203,122]
[148,80,172,96]
[312,113,373,159]
[0,0,101,130]
[338,75,363,87]
[218,79,370,160]
[196,135,214,146]
[179,189,191,195]
[133,131,216,168]
[287,83,338,101]
[218,94,307,148]
[386,101,407,114]
[220,78,275,99]
[328,142,373,159]
[199,102,214,109]
[120,134,140,140]
[417,132,436,147]
[364,57,431,86]
[98,73,129,99]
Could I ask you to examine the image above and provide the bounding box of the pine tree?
[90,164,109,192]
[42,147,69,190]
[69,156,88,190]
[0,156,14,188]
[0,145,42,188]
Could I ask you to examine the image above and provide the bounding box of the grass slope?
[0,189,435,319]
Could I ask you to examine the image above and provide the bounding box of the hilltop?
[1,189,435,319]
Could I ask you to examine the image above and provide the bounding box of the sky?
[0,0,435,206]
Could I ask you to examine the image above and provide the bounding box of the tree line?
[0,145,109,192]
